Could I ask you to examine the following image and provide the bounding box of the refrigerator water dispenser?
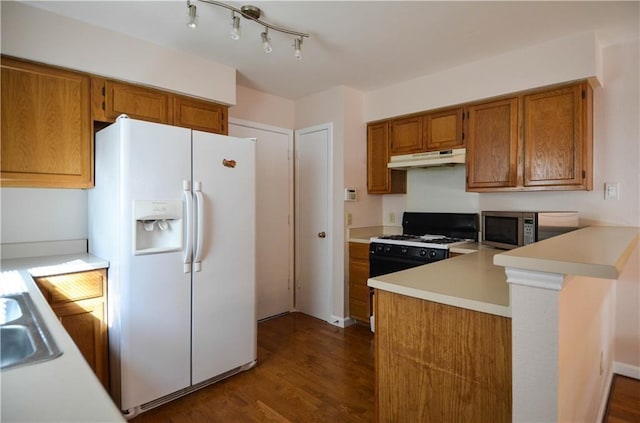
[133,200,183,255]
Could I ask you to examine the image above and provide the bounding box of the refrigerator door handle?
[183,181,193,273]
[193,181,204,272]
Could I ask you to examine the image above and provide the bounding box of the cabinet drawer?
[35,269,106,305]
[349,242,370,261]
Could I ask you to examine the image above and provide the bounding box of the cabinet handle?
[318,232,326,238]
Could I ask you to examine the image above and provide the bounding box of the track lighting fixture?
[261,29,273,53]
[230,12,241,40]
[294,38,302,60]
[186,1,198,29]
[190,0,309,59]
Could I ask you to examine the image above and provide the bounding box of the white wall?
[1,1,236,104]
[0,188,87,243]
[230,86,295,129]
[365,32,601,122]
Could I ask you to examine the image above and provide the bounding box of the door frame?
[294,122,334,324]
[229,117,295,314]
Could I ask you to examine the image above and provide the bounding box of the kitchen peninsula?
[368,226,639,422]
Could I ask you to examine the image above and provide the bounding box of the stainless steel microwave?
[481,211,579,250]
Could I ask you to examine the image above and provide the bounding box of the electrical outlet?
[389,212,395,224]
[605,182,620,200]
[346,212,352,226]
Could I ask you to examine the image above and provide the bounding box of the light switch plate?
[604,182,620,200]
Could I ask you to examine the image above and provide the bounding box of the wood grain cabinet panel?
[92,77,172,124]
[389,115,424,155]
[35,269,109,390]
[424,107,464,151]
[367,122,406,194]
[173,95,228,134]
[524,83,592,189]
[375,290,511,422]
[348,242,371,325]
[466,98,519,190]
[1,56,92,188]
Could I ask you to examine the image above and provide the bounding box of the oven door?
[369,254,426,277]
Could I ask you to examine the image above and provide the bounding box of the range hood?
[387,148,466,169]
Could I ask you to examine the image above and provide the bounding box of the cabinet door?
[466,98,519,190]
[1,57,92,188]
[390,115,424,155]
[424,108,464,151]
[173,95,227,134]
[95,78,172,124]
[53,298,109,390]
[349,243,371,324]
[367,122,406,194]
[523,84,591,188]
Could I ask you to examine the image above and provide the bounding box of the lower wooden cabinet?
[375,289,511,422]
[35,269,109,390]
[349,242,371,325]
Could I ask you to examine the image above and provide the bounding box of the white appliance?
[387,148,466,169]
[88,116,256,417]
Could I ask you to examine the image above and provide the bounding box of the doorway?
[294,123,332,322]
[229,119,293,321]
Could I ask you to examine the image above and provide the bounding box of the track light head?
[294,38,302,60]
[186,3,198,29]
[261,30,273,54]
[230,14,241,40]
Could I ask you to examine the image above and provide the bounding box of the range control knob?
[428,250,437,258]
[376,245,384,253]
[400,247,408,254]
[384,246,391,253]
[419,249,428,257]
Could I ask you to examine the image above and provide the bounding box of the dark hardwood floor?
[129,312,639,423]
[604,374,640,423]
[131,312,375,423]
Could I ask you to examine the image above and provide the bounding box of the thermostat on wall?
[344,188,357,202]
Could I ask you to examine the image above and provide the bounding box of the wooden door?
[523,84,588,188]
[367,122,406,194]
[174,95,227,134]
[424,107,464,151]
[466,98,519,190]
[390,115,423,154]
[1,56,92,188]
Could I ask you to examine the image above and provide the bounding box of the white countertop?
[493,226,639,279]
[368,248,510,318]
[1,254,125,422]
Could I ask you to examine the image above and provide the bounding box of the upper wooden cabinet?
[389,115,423,155]
[92,78,172,124]
[1,56,93,188]
[466,98,519,190]
[92,77,228,135]
[424,107,464,151]
[466,81,592,192]
[173,94,227,134]
[523,83,592,189]
[367,122,406,194]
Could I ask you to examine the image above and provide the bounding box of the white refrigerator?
[88,116,256,417]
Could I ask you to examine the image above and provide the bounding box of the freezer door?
[116,118,193,410]
[191,131,257,385]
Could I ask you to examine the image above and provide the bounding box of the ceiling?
[26,1,639,100]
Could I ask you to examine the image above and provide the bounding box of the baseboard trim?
[613,361,640,379]
[329,315,355,328]
[597,369,615,423]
